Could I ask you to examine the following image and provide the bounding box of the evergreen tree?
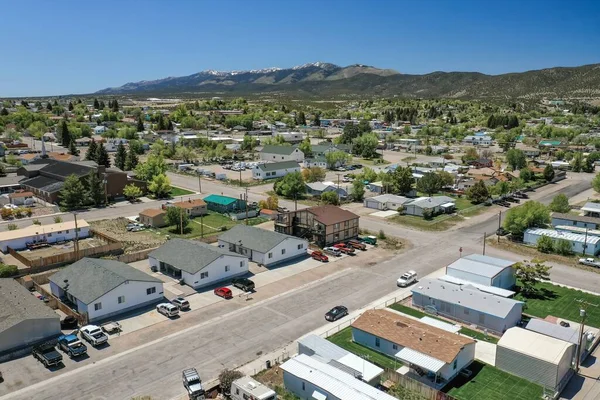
[167,119,173,130]
[86,171,105,206]
[93,98,100,109]
[137,116,144,132]
[85,139,98,161]
[112,99,119,112]
[53,100,58,106]
[46,102,53,111]
[60,120,71,147]
[99,100,105,110]
[295,111,306,126]
[59,174,86,210]
[124,146,139,170]
[68,101,74,111]
[543,164,555,182]
[0,108,8,116]
[312,113,321,127]
[96,143,111,168]
[69,140,79,156]
[108,100,113,109]
[157,114,165,130]
[114,142,127,170]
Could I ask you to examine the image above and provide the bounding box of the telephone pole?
[497,211,502,243]
[198,174,202,193]
[482,231,486,255]
[179,207,184,235]
[244,187,249,225]
[72,212,80,260]
[575,299,598,371]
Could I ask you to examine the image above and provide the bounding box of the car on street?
[346,239,366,251]
[232,277,255,292]
[325,305,348,322]
[157,303,180,318]
[214,287,233,299]
[171,297,190,311]
[333,243,355,254]
[57,334,88,358]
[579,258,600,268]
[397,270,418,287]
[311,250,329,262]
[33,342,63,368]
[182,368,205,400]
[358,236,377,245]
[80,325,109,346]
[323,246,341,257]
[342,176,352,182]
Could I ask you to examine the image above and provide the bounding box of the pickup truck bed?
[33,343,63,367]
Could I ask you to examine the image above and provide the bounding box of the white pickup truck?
[80,325,109,346]
[579,258,600,268]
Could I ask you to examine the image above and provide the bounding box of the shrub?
[54,216,63,223]
[23,207,33,217]
[218,369,243,395]
[0,264,18,277]
[536,235,554,253]
[377,229,386,239]
[555,238,573,256]
[13,208,23,218]
[422,208,434,220]
[7,224,17,230]
[0,208,12,219]
[33,219,41,225]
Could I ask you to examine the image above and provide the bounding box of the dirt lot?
[90,218,167,252]
[18,237,105,261]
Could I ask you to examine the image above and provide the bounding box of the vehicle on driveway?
[33,342,63,367]
[214,287,233,299]
[171,297,190,311]
[397,270,418,287]
[346,239,366,251]
[496,227,509,236]
[232,277,255,292]
[333,243,355,255]
[157,303,180,318]
[60,315,78,330]
[579,258,600,268]
[323,246,341,257]
[325,305,348,322]
[80,325,109,346]
[311,250,329,262]
[57,334,87,358]
[358,236,377,245]
[182,368,205,400]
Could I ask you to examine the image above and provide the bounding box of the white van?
[231,376,276,400]
[157,303,179,318]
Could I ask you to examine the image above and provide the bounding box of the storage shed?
[446,254,516,289]
[496,327,575,394]
[524,228,600,256]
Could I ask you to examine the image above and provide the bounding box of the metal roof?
[203,194,238,206]
[395,347,445,373]
[281,354,397,400]
[369,194,411,204]
[462,254,515,268]
[231,377,276,398]
[260,145,298,156]
[0,220,90,242]
[525,319,580,344]
[218,224,305,254]
[439,275,515,297]
[411,279,523,318]
[498,327,575,365]
[525,228,600,245]
[582,202,600,212]
[0,278,59,334]
[407,196,455,209]
[419,316,461,333]
[336,354,383,383]
[555,225,600,237]
[256,161,300,172]
[551,212,600,225]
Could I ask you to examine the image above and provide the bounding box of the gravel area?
[90,218,167,252]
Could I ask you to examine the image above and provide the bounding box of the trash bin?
[266,360,271,369]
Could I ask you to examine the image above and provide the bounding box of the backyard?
[155,212,268,239]
[443,361,543,400]
[169,186,195,197]
[327,327,401,370]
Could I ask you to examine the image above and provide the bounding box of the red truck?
[311,250,329,262]
[333,243,355,255]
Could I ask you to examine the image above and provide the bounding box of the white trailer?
[231,376,276,400]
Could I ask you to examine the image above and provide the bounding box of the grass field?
[169,186,195,197]
[515,281,600,328]
[156,212,268,239]
[327,327,401,370]
[389,214,462,231]
[445,361,543,400]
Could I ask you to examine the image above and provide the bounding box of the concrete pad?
[370,210,399,218]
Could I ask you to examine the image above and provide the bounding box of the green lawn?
[327,327,401,370]
[155,212,268,239]
[169,186,195,197]
[453,197,474,211]
[389,214,462,231]
[515,281,600,328]
[444,361,543,400]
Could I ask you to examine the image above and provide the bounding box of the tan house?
[172,199,207,217]
[139,208,167,227]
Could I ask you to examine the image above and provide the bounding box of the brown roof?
[260,209,279,215]
[174,199,206,209]
[352,309,474,364]
[48,152,74,161]
[466,167,497,177]
[140,208,166,218]
[9,191,33,199]
[307,205,358,225]
[19,154,38,160]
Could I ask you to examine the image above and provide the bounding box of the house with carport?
[403,196,456,217]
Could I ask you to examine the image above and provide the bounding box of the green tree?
[350,180,365,201]
[241,135,258,151]
[353,133,379,158]
[325,151,350,169]
[135,154,167,181]
[416,172,442,196]
[0,264,18,278]
[312,113,321,127]
[68,101,74,111]
[543,164,555,182]
[175,145,197,163]
[114,142,127,170]
[112,99,119,112]
[85,139,98,161]
[137,116,144,132]
[96,143,111,167]
[536,235,554,253]
[148,173,171,198]
[461,147,479,164]
[571,152,583,172]
[60,174,86,210]
[0,108,8,116]
[549,194,571,213]
[519,168,533,182]
[506,149,526,170]
[301,167,326,183]
[503,201,550,236]
[93,98,100,109]
[69,139,79,156]
[437,171,454,188]
[360,166,379,183]
[295,111,306,126]
[125,146,139,170]
[466,180,490,204]
[555,238,573,256]
[393,166,415,195]
[273,171,306,199]
[321,191,340,205]
[583,157,595,173]
[218,369,244,396]
[123,184,143,201]
[86,171,105,206]
[594,173,600,194]
[165,206,189,232]
[298,138,312,157]
[60,120,71,147]
[514,259,551,295]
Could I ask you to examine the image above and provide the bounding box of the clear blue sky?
[2,0,599,97]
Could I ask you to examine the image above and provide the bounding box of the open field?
[155,212,269,239]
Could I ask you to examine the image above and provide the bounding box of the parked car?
[214,287,233,299]
[60,315,78,330]
[579,258,600,268]
[57,334,87,358]
[311,250,329,262]
[171,297,190,311]
[232,277,255,292]
[397,270,418,287]
[157,303,180,318]
[32,342,63,368]
[182,368,205,400]
[496,227,509,236]
[333,243,355,255]
[325,305,348,322]
[346,239,366,251]
[80,325,109,346]
[323,246,341,257]
[358,236,377,245]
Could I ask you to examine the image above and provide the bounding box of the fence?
[116,247,159,263]
[30,279,88,325]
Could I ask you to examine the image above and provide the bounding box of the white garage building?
[0,220,91,253]
[218,225,308,267]
[445,254,516,290]
[363,194,411,211]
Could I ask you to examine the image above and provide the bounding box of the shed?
[582,202,600,218]
[496,327,575,393]
[445,254,516,289]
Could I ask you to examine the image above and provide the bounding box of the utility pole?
[482,231,486,255]
[103,178,108,205]
[180,207,183,235]
[239,168,242,187]
[294,192,298,211]
[575,299,598,371]
[72,212,79,260]
[584,227,589,255]
[198,174,202,193]
[497,211,502,243]
[244,187,249,225]
[336,173,342,192]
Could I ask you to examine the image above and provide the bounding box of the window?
[118,296,125,304]
[297,244,303,250]
[225,265,230,272]
[94,302,102,311]
[236,388,239,395]
[58,231,62,234]
[240,261,244,268]
[268,252,273,259]
[345,230,349,237]
[392,344,398,350]
[478,313,485,324]
[453,359,458,370]
[375,337,380,347]
[243,394,249,400]
[302,382,305,391]
[344,221,348,227]
[65,230,69,233]
[147,287,156,295]
[201,272,209,279]
[281,248,286,255]
[334,223,340,230]
[48,233,52,237]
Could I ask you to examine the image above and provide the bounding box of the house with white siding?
[551,212,600,230]
[252,161,301,180]
[148,239,248,289]
[259,145,304,162]
[363,194,412,211]
[0,220,90,253]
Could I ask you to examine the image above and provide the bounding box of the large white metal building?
[0,220,90,253]
[445,254,516,289]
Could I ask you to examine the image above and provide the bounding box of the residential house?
[582,202,600,218]
[403,196,456,217]
[0,279,60,355]
[259,145,305,162]
[218,224,308,267]
[428,157,447,168]
[411,278,523,334]
[148,239,248,289]
[93,126,107,134]
[538,140,566,149]
[275,132,305,144]
[367,181,384,194]
[17,153,39,165]
[351,310,476,383]
[49,258,164,322]
[363,194,411,211]
[469,158,493,168]
[0,220,90,253]
[496,327,575,395]
[397,138,421,148]
[304,156,328,169]
[463,135,492,146]
[170,199,207,217]
[139,208,167,228]
[0,175,24,194]
[311,143,353,157]
[524,228,600,256]
[252,161,301,180]
[275,205,360,247]
[203,194,246,213]
[445,254,516,289]
[551,212,600,230]
[8,191,34,206]
[306,182,348,198]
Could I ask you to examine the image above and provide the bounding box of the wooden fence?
[116,247,159,263]
[30,279,87,325]
[383,370,458,400]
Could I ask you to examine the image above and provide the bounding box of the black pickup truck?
[33,342,63,367]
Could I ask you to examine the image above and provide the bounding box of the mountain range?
[96,62,600,99]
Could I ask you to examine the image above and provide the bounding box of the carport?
[395,347,445,387]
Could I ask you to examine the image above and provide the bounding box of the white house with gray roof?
[148,239,248,289]
[259,145,304,162]
[403,196,456,217]
[49,258,164,322]
[252,161,301,180]
[0,279,60,356]
[445,254,516,289]
[218,225,308,267]
[364,194,412,211]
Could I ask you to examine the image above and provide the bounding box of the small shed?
[445,254,516,289]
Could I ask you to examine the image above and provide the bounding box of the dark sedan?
[232,277,255,292]
[325,306,348,322]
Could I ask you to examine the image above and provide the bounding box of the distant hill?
[96,62,600,99]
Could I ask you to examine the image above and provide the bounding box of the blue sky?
[1,0,599,97]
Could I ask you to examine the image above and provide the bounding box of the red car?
[311,250,329,262]
[214,287,233,299]
[333,243,355,254]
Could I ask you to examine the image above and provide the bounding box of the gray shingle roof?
[407,196,455,209]
[148,239,245,275]
[50,258,161,305]
[256,161,300,172]
[260,145,298,156]
[218,225,299,253]
[0,278,59,334]
[20,175,65,193]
